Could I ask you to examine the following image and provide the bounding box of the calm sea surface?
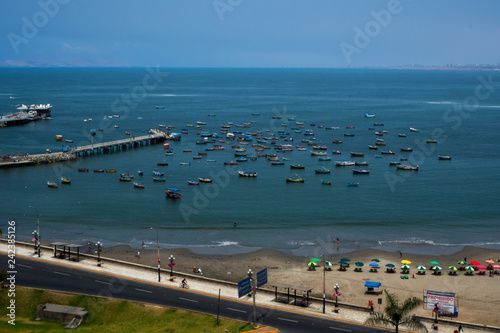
[1,68,499,256]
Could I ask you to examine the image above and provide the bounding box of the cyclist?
[181,278,187,288]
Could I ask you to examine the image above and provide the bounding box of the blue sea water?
[1,68,499,256]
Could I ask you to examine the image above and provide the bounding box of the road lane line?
[95,280,111,285]
[18,264,32,268]
[227,307,247,313]
[329,327,352,332]
[278,317,298,323]
[54,271,70,276]
[179,297,198,303]
[135,288,152,293]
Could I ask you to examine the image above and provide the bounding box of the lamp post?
[95,241,102,266]
[150,227,161,282]
[433,303,439,330]
[322,256,326,314]
[248,269,257,328]
[29,206,40,257]
[334,283,340,313]
[168,255,175,281]
[32,229,38,254]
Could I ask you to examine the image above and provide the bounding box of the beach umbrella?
[476,265,487,270]
[417,265,427,270]
[355,261,364,267]
[400,264,411,269]
[310,258,321,262]
[369,262,379,267]
[324,261,333,267]
[385,263,395,268]
[457,261,467,265]
[429,261,440,265]
[485,259,495,264]
[448,266,458,271]
[464,266,475,271]
[401,260,411,265]
[371,259,380,262]
[492,265,500,269]
[307,262,318,267]
[430,266,442,271]
[341,258,350,262]
[470,260,481,266]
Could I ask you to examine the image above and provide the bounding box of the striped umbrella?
[401,264,411,269]
[307,262,318,267]
[448,266,458,271]
[324,261,333,267]
[417,265,427,270]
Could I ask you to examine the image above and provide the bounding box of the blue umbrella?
[369,262,379,267]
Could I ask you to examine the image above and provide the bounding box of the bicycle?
[179,281,190,289]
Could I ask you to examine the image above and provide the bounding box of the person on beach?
[137,251,140,259]
[459,324,463,332]
[193,266,197,273]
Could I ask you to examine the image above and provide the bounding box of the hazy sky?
[2,0,499,67]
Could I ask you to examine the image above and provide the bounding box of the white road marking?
[135,288,152,293]
[329,327,351,332]
[95,280,111,285]
[179,297,198,303]
[53,271,70,276]
[18,264,32,268]
[227,307,247,313]
[278,317,298,323]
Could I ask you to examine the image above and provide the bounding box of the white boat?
[335,161,355,166]
[397,164,419,171]
[238,169,257,177]
[365,113,375,118]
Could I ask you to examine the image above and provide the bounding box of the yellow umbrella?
[401,260,411,265]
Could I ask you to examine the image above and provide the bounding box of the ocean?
[1,67,499,256]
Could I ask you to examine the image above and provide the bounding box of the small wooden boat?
[321,180,332,185]
[180,162,191,166]
[238,169,258,177]
[290,164,305,169]
[400,147,413,152]
[355,161,369,166]
[286,176,304,183]
[153,171,164,176]
[438,155,451,160]
[183,149,192,153]
[353,169,369,174]
[125,131,131,136]
[165,187,181,199]
[198,178,212,183]
[193,156,202,160]
[224,161,239,165]
[315,167,331,174]
[398,133,407,137]
[409,127,420,132]
[373,123,384,126]
[77,168,88,172]
[55,135,63,141]
[332,140,343,144]
[368,145,378,150]
[389,161,401,166]
[236,157,248,162]
[311,151,327,156]
[318,156,331,161]
[375,142,386,146]
[271,161,285,166]
[207,159,217,162]
[350,152,364,157]
[365,113,375,118]
[426,140,438,144]
[165,152,174,156]
[65,139,73,143]
[105,169,117,173]
[61,177,71,184]
[347,182,359,187]
[157,162,169,166]
[119,173,134,181]
[153,177,166,182]
[335,161,355,166]
[344,133,355,137]
[156,106,165,109]
[138,171,143,175]
[94,169,104,173]
[133,182,145,188]
[397,164,419,171]
[188,180,199,185]
[331,150,341,155]
[381,151,395,155]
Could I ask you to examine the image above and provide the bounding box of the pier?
[0,129,173,168]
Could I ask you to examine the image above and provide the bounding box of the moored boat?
[335,161,355,166]
[78,168,89,172]
[290,164,305,169]
[165,187,181,199]
[188,180,199,185]
[133,182,145,188]
[353,169,369,174]
[94,169,104,173]
[286,176,304,183]
[397,164,419,171]
[400,147,413,152]
[409,127,420,132]
[271,161,284,165]
[157,162,169,166]
[47,181,58,188]
[105,169,117,173]
[119,173,134,181]
[153,177,166,182]
[224,161,239,165]
[198,178,212,183]
[350,152,364,157]
[355,161,369,166]
[438,155,451,160]
[389,161,401,166]
[426,139,438,143]
[321,180,331,185]
[238,169,258,177]
[315,167,330,174]
[381,150,395,155]
[347,182,359,187]
[61,177,71,184]
[318,156,331,161]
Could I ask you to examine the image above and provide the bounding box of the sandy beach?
[101,244,500,327]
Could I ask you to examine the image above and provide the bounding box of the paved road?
[2,254,390,332]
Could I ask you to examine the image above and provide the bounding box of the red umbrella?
[476,265,487,270]
[485,259,495,264]
[470,260,481,266]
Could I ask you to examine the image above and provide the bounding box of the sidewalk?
[2,242,489,333]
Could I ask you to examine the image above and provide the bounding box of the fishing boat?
[165,152,174,156]
[198,178,212,183]
[65,139,73,143]
[355,161,369,166]
[193,156,202,160]
[188,180,199,185]
[207,159,217,162]
[55,135,63,141]
[47,181,58,188]
[381,150,395,155]
[224,161,239,165]
[155,106,165,109]
[165,187,181,199]
[331,150,341,155]
[347,182,359,187]
[311,151,327,156]
[236,157,248,162]
[321,180,332,185]
[271,161,284,166]
[353,169,369,174]
[61,177,71,184]
[153,177,166,182]
[157,162,169,166]
[94,169,104,173]
[400,147,413,152]
[350,152,364,157]
[398,133,407,137]
[332,140,343,144]
[286,176,304,183]
[315,167,330,174]
[364,113,375,118]
[138,171,143,175]
[318,156,331,161]
[133,182,145,189]
[397,164,419,171]
[373,123,384,126]
[180,162,191,166]
[426,140,438,143]
[438,155,452,160]
[335,161,355,166]
[78,168,89,172]
[119,173,134,181]
[290,164,305,169]
[153,171,164,177]
[183,149,192,153]
[238,169,258,177]
[389,161,401,166]
[410,127,420,132]
[344,133,355,137]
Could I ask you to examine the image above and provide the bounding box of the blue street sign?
[238,277,251,298]
[257,268,268,288]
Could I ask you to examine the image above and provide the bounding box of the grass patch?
[0,287,254,332]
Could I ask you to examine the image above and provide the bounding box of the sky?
[1,0,499,68]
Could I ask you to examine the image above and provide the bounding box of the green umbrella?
[385,263,395,268]
[464,266,475,271]
[310,258,321,262]
[448,266,458,271]
[430,261,440,265]
[355,261,364,267]
[371,259,381,262]
[324,261,333,267]
[400,264,411,269]
[417,265,427,270]
[341,258,350,262]
[457,261,467,265]
[339,261,348,266]
[430,266,442,270]
[307,262,318,267]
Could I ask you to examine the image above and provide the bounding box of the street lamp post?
[334,283,340,313]
[150,227,161,282]
[32,229,38,254]
[95,241,102,266]
[433,303,440,330]
[248,269,257,328]
[29,206,40,257]
[168,255,175,281]
[322,256,326,314]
